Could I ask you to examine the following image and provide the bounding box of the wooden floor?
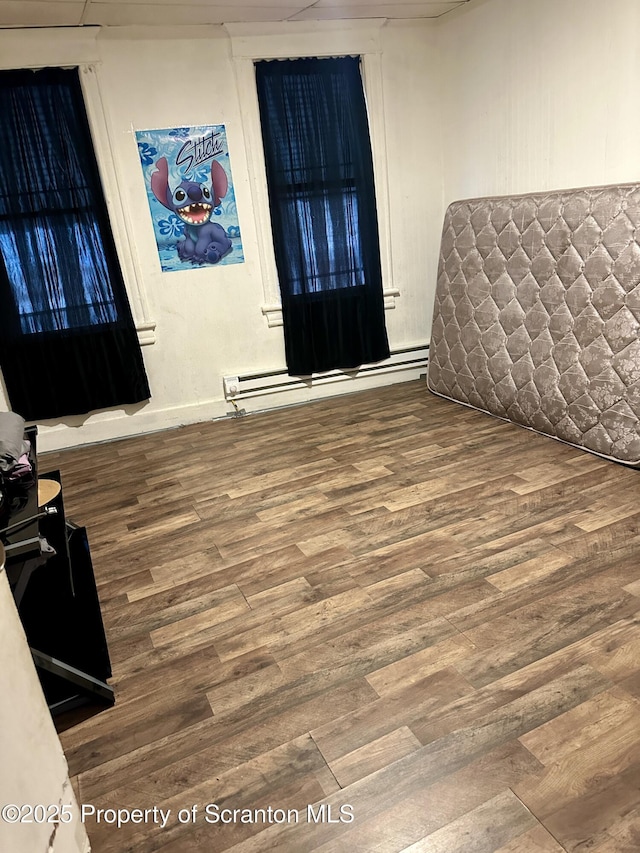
[42,380,640,853]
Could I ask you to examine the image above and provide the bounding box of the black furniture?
[1,427,114,716]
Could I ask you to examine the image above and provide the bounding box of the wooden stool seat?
[37,479,61,507]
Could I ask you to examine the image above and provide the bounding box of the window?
[0,216,118,337]
[255,56,389,376]
[0,66,149,421]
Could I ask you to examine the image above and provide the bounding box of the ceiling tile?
[0,0,471,29]
[83,3,308,26]
[93,0,305,6]
[307,0,461,5]
[291,2,464,20]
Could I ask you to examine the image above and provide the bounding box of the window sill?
[262,286,400,327]
[137,320,156,346]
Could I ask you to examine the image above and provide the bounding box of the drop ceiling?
[0,0,471,29]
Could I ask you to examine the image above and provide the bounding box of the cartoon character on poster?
[136,125,244,272]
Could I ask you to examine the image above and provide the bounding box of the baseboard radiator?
[223,344,429,402]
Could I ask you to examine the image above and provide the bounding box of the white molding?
[135,322,158,347]
[79,65,157,346]
[261,304,284,328]
[96,24,226,42]
[226,20,385,59]
[228,25,399,329]
[36,353,427,453]
[233,57,282,313]
[383,287,401,309]
[262,285,400,327]
[0,27,100,70]
[36,398,228,453]
[361,51,395,296]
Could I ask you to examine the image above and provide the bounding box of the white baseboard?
[36,398,228,453]
[36,345,429,453]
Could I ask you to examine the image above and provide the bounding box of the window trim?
[227,22,399,329]
[80,64,156,345]
[0,28,156,347]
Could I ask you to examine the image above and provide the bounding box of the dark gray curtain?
[255,57,390,375]
[0,67,150,421]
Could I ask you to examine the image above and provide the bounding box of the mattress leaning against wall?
[427,183,640,466]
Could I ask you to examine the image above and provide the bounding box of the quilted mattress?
[427,183,640,465]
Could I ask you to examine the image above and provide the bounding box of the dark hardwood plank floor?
[41,380,640,853]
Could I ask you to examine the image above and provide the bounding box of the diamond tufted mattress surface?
[427,183,640,465]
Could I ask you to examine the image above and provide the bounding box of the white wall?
[0,20,442,451]
[6,2,635,451]
[379,21,444,346]
[438,0,640,202]
[0,571,90,853]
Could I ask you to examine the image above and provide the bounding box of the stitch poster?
[136,125,243,272]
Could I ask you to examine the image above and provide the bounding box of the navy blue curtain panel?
[0,67,150,421]
[255,57,390,375]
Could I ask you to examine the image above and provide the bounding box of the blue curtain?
[255,57,390,375]
[0,67,150,421]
